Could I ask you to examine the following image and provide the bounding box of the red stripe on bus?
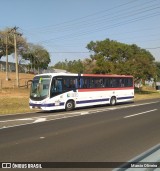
[78,87,134,92]
[82,74,133,77]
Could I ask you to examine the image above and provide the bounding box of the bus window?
[75,78,78,88]
[83,78,88,88]
[69,79,75,89]
[89,78,94,88]
[119,78,125,87]
[79,78,83,88]
[105,78,110,88]
[80,77,89,88]
[50,77,63,97]
[56,80,62,92]
[124,78,133,87]
[63,77,77,91]
[94,78,104,88]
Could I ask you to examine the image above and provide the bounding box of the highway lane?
[0,99,160,169]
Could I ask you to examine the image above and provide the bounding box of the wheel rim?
[66,101,74,110]
[111,97,116,105]
[67,102,72,109]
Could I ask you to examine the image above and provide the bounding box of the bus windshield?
[30,76,51,101]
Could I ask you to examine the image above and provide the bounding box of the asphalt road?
[0,99,160,170]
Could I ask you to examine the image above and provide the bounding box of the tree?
[0,28,27,59]
[155,62,160,81]
[22,43,51,72]
[87,39,157,83]
[53,59,85,73]
[82,58,96,73]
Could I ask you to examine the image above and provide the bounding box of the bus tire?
[65,100,75,111]
[110,96,116,106]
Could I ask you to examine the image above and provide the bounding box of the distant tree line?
[53,39,160,83]
[0,27,50,72]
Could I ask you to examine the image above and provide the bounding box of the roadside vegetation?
[135,86,160,101]
[0,88,32,115]
[0,28,51,72]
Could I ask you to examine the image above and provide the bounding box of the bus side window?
[119,78,124,87]
[105,78,110,87]
[95,78,104,88]
[50,79,55,97]
[69,79,75,89]
[80,78,87,88]
[90,78,94,88]
[83,79,88,88]
[79,78,83,88]
[124,78,133,87]
[100,78,104,87]
[63,77,77,90]
[56,80,62,92]
[50,78,63,97]
[75,78,78,88]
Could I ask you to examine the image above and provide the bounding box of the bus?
[29,73,134,111]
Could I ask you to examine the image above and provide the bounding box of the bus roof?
[34,73,133,78]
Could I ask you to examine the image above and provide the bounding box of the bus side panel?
[76,89,110,107]
[76,88,134,107]
[115,89,134,103]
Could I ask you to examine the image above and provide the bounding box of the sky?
[0,0,160,65]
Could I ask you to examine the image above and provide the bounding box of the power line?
[26,0,138,31]
[18,0,160,60]
[145,47,160,49]
[21,0,156,39]
[39,11,160,44]
[49,51,90,54]
[32,2,160,43]
[22,0,158,35]
[37,1,160,34]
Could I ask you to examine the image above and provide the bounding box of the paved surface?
[0,99,160,170]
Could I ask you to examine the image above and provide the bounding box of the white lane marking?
[0,114,85,130]
[81,112,89,115]
[40,137,45,139]
[124,109,158,118]
[0,118,33,123]
[34,118,46,123]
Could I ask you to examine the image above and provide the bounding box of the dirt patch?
[0,72,34,88]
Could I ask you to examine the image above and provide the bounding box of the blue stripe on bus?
[29,102,64,107]
[117,96,134,100]
[76,96,134,105]
[76,98,109,104]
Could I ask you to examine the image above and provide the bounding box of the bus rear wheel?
[65,100,74,111]
[110,97,116,106]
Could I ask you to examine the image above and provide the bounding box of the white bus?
[29,73,134,111]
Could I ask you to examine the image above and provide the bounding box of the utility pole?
[5,34,9,81]
[11,27,22,87]
[13,27,19,87]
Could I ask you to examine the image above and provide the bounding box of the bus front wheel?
[65,100,74,111]
[110,97,116,106]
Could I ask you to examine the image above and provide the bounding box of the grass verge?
[0,88,32,115]
[134,87,160,101]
